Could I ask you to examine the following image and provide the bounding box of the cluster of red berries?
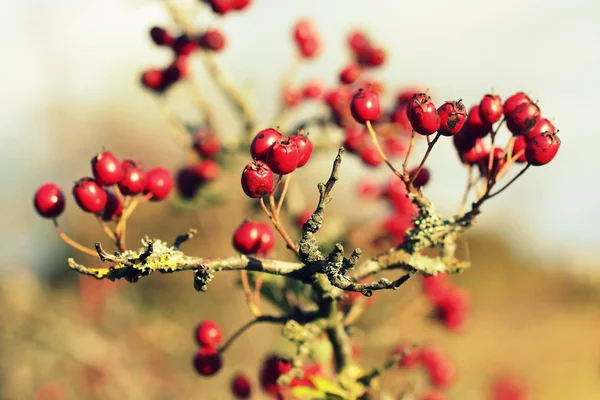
[292,19,322,59]
[282,79,328,107]
[232,221,275,255]
[202,0,252,14]
[192,320,224,377]
[393,343,457,399]
[259,355,323,398]
[241,128,313,198]
[176,128,222,199]
[34,151,173,220]
[340,30,386,84]
[423,274,471,332]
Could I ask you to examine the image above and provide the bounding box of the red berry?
[359,143,382,167]
[437,100,467,136]
[479,94,503,125]
[266,138,299,175]
[193,129,221,158]
[231,373,252,399]
[512,136,528,163]
[144,167,173,201]
[141,69,164,92]
[34,183,65,218]
[199,30,226,51]
[296,210,313,228]
[420,345,443,370]
[289,134,313,167]
[195,320,222,347]
[293,18,317,43]
[421,390,447,400]
[394,343,421,368]
[407,93,441,136]
[298,37,320,58]
[206,0,234,14]
[324,86,351,111]
[193,160,221,183]
[171,56,189,78]
[350,88,381,124]
[479,147,506,178]
[232,0,252,10]
[232,221,262,254]
[161,64,181,88]
[343,127,367,153]
[525,131,560,166]
[302,80,325,99]
[250,128,282,161]
[259,355,292,396]
[356,178,381,200]
[73,178,107,213]
[241,160,274,198]
[91,151,124,187]
[396,87,424,105]
[149,26,174,46]
[390,104,413,133]
[192,347,222,377]
[118,161,146,196]
[282,86,302,107]
[172,34,199,56]
[256,222,275,255]
[508,102,541,135]
[383,138,407,157]
[339,63,361,84]
[423,274,451,304]
[428,357,456,388]
[100,190,123,221]
[409,167,431,188]
[462,105,491,139]
[525,117,555,141]
[347,30,370,54]
[382,212,414,241]
[357,46,386,67]
[503,91,531,116]
[176,167,201,198]
[453,133,487,165]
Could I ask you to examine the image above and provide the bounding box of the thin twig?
[276,174,291,214]
[409,132,441,186]
[365,121,402,178]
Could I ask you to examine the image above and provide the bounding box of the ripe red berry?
[259,355,292,397]
[350,88,381,124]
[394,343,421,368]
[479,94,503,124]
[347,30,370,54]
[193,129,221,158]
[256,222,275,255]
[512,136,528,163]
[144,167,173,201]
[437,101,467,136]
[232,221,262,254]
[453,133,487,165]
[298,37,320,58]
[241,160,274,198]
[359,143,382,167]
[342,127,367,153]
[232,0,252,10]
[149,26,174,46]
[525,131,560,166]
[172,34,199,56]
[118,161,146,196]
[161,64,182,88]
[407,93,441,136]
[508,102,541,135]
[195,320,222,347]
[428,357,456,388]
[339,63,361,84]
[91,151,124,187]
[525,117,555,141]
[356,178,381,200]
[302,80,325,99]
[462,105,491,139]
[34,183,65,218]
[199,30,226,51]
[250,128,282,161]
[293,18,317,43]
[141,69,164,92]
[100,190,123,221]
[396,87,424,105]
[296,210,313,228]
[357,46,386,67]
[383,138,407,157]
[193,160,221,183]
[73,178,108,213]
[289,134,313,167]
[409,167,430,188]
[231,373,252,399]
[266,138,299,175]
[503,91,531,116]
[193,347,223,377]
[390,104,413,133]
[479,147,506,178]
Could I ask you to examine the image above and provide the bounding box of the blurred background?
[1,0,600,399]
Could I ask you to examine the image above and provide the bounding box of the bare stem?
[409,132,441,186]
[277,174,291,214]
[365,121,402,178]
[402,131,416,176]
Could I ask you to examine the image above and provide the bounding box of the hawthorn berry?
[356,178,381,200]
[339,63,361,84]
[436,287,471,332]
[525,131,560,166]
[390,103,413,133]
[250,128,282,161]
[512,136,528,163]
[34,183,65,218]
[282,86,302,107]
[423,274,451,305]
[347,30,370,54]
[118,161,146,196]
[232,221,261,254]
[479,94,503,124]
[231,373,251,399]
[394,343,421,368]
[297,37,320,58]
[241,160,274,198]
[453,133,487,165]
[350,88,381,124]
[232,0,252,10]
[383,137,407,157]
[479,147,506,178]
[199,30,226,51]
[503,91,531,116]
[437,101,467,137]
[259,355,292,397]
[256,222,275,255]
[195,320,222,347]
[428,356,456,388]
[192,347,223,377]
[100,190,123,221]
[508,102,540,135]
[141,69,164,92]
[149,26,174,46]
[144,167,174,201]
[293,20,320,59]
[302,80,326,99]
[525,117,556,141]
[193,130,221,158]
[296,210,313,228]
[342,127,367,153]
[73,178,108,213]
[462,105,491,139]
[396,87,424,105]
[172,34,199,57]
[407,93,441,136]
[357,46,386,67]
[359,143,382,167]
[289,134,313,167]
[266,138,299,175]
[176,167,201,198]
[171,56,189,78]
[409,167,431,188]
[191,160,221,183]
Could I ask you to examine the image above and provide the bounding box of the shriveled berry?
[193,347,222,377]
[199,30,226,51]
[407,93,440,136]
[479,94,503,124]
[118,161,146,195]
[232,221,261,254]
[350,88,381,124]
[359,143,382,167]
[100,190,123,221]
[73,178,107,213]
[172,34,199,56]
[193,129,221,158]
[149,26,174,46]
[241,161,274,198]
[503,91,531,116]
[250,128,282,161]
[525,131,560,166]
[525,117,555,141]
[256,222,275,255]
[176,167,201,199]
[289,134,313,167]
[141,69,164,92]
[512,136,528,163]
[195,320,222,347]
[91,151,124,187]
[231,373,252,399]
[462,105,491,139]
[145,167,173,201]
[409,167,430,188]
[508,102,540,135]
[437,101,467,136]
[394,343,421,368]
[34,183,65,218]
[266,138,299,175]
[339,63,361,84]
